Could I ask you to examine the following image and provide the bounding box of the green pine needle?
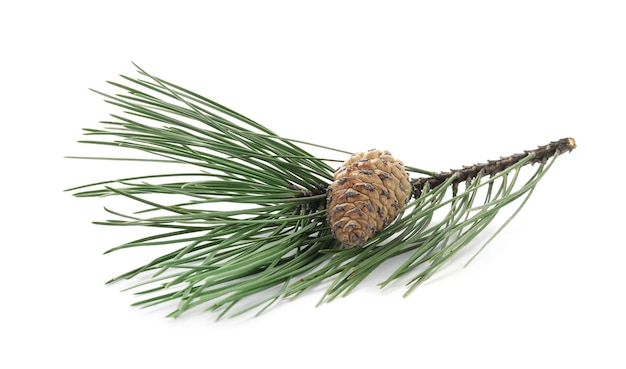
[67,64,574,319]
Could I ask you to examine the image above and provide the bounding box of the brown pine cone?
[326,149,412,247]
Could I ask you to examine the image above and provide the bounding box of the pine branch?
[67,65,577,319]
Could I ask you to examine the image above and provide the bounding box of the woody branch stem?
[410,137,577,198]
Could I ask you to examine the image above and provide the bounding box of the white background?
[2,1,625,368]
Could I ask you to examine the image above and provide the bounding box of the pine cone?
[326,149,412,247]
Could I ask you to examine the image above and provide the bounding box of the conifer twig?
[67,65,577,318]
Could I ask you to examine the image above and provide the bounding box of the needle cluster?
[68,65,574,319]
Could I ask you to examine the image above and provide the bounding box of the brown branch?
[288,183,328,211]
[290,137,576,206]
[410,137,577,198]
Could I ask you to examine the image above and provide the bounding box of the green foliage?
[68,65,568,319]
